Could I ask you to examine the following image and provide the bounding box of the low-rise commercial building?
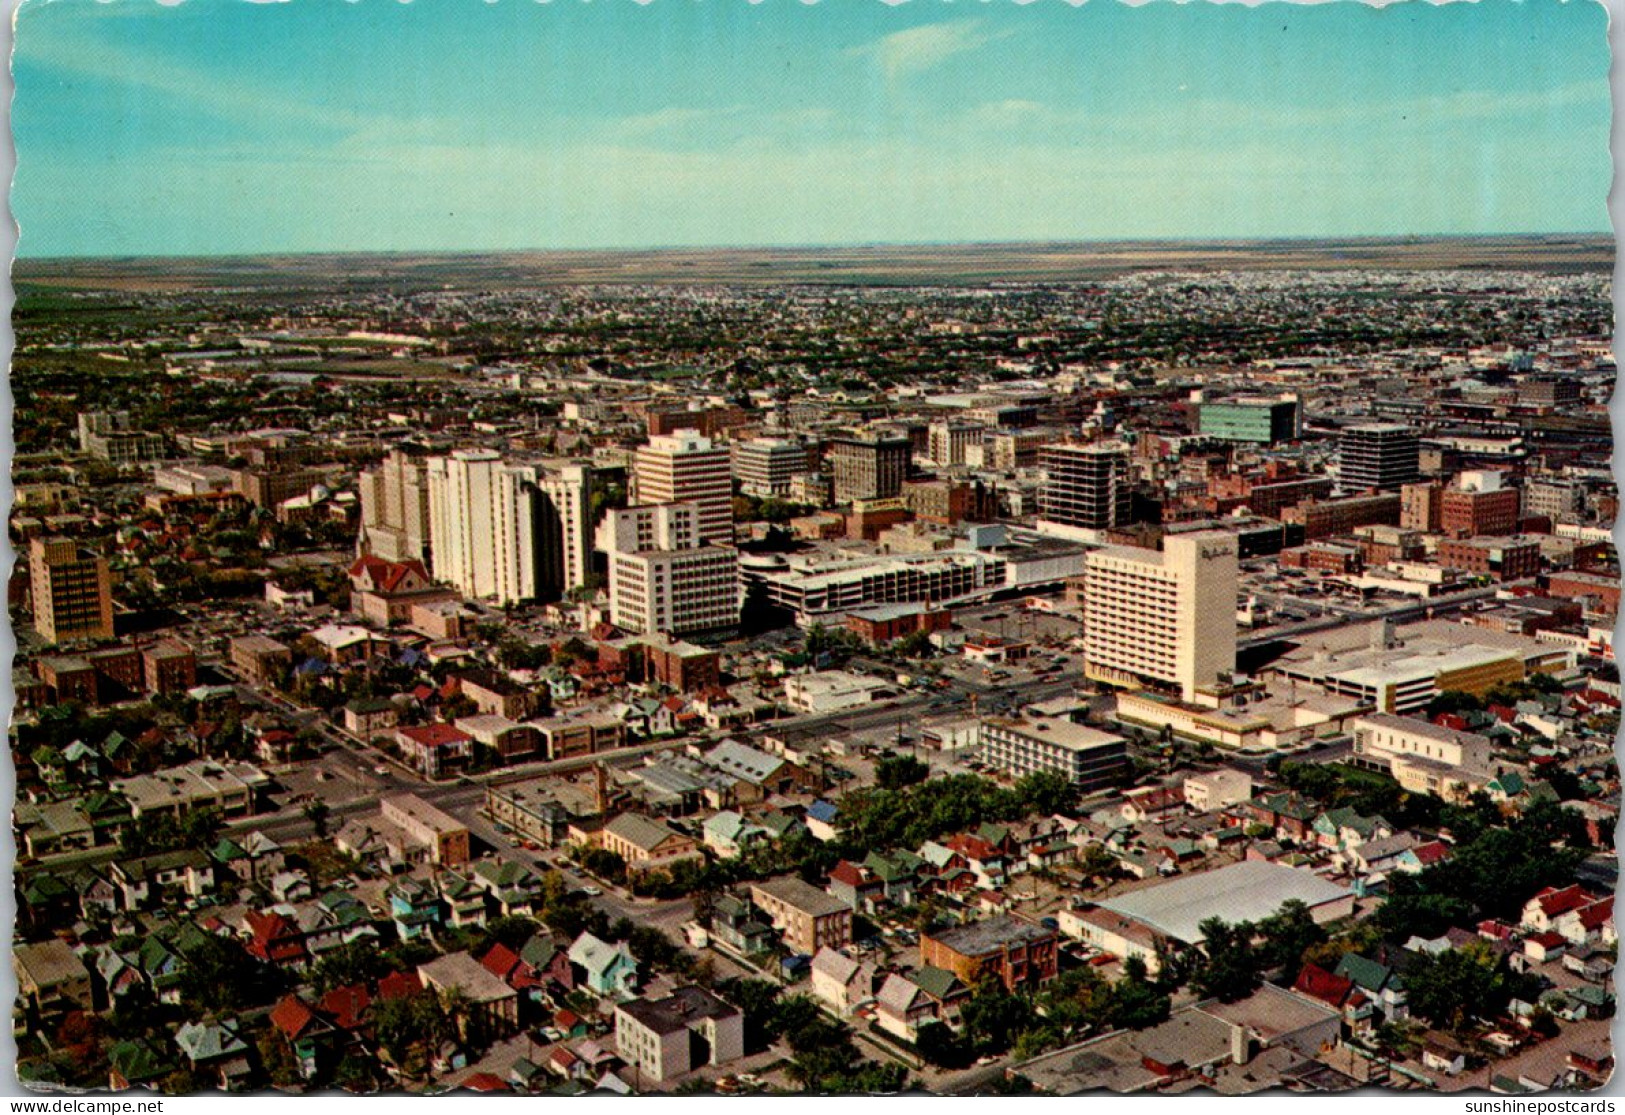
[979,718,1128,792]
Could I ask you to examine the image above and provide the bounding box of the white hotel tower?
[1080,531,1239,702]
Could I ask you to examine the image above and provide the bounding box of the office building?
[1080,532,1238,701]
[358,447,433,564]
[1350,712,1493,801]
[76,411,166,464]
[634,430,733,545]
[1523,478,1586,524]
[731,437,813,499]
[1440,472,1519,539]
[1518,377,1582,408]
[749,549,1006,625]
[1197,396,1301,445]
[828,435,911,504]
[927,421,985,467]
[1285,493,1403,540]
[987,428,1050,471]
[599,504,740,636]
[234,467,321,510]
[29,537,114,645]
[1268,619,1569,715]
[427,450,540,605]
[1338,424,1421,492]
[1437,536,1541,582]
[979,718,1128,791]
[378,794,471,866]
[1400,481,1443,533]
[1039,443,1130,532]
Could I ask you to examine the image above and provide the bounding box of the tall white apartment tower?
[597,503,739,636]
[634,430,734,545]
[359,447,433,564]
[536,463,593,599]
[1080,531,1238,701]
[426,449,542,605]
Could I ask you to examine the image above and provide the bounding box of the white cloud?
[847,20,1010,82]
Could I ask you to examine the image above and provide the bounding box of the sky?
[11,0,1612,257]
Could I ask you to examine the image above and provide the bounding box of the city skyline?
[13,0,1611,258]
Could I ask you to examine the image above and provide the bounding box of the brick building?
[1437,537,1542,582]
[920,915,1058,992]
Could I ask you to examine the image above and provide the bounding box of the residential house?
[702,810,773,859]
[913,966,971,1029]
[395,724,473,779]
[810,948,876,1016]
[13,939,93,1014]
[1522,885,1596,933]
[267,995,338,1082]
[1332,954,1408,1021]
[827,861,886,914]
[175,1018,253,1091]
[709,895,776,957]
[568,932,639,998]
[875,973,937,1042]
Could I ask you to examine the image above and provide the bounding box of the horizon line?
[12,230,1616,267]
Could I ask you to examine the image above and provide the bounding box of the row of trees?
[711,982,908,1094]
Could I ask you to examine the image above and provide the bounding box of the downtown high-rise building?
[30,536,114,645]
[1079,532,1238,701]
[1038,443,1130,532]
[1196,395,1302,445]
[927,421,985,467]
[633,430,733,545]
[358,447,433,564]
[426,450,592,605]
[1339,424,1421,493]
[827,435,911,504]
[535,464,593,600]
[731,437,814,499]
[597,503,739,636]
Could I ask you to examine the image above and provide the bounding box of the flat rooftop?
[1097,861,1352,946]
[925,914,1053,957]
[984,717,1125,754]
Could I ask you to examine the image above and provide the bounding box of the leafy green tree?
[960,977,1033,1056]
[1257,900,1327,977]
[1371,892,1474,943]
[1189,917,1262,1003]
[1016,770,1076,816]
[915,1020,974,1068]
[1404,942,1522,1034]
[177,935,283,1013]
[875,754,930,791]
[311,940,391,994]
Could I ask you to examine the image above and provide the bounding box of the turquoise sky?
[12,0,1612,257]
